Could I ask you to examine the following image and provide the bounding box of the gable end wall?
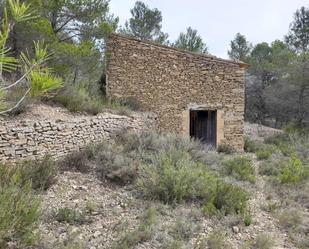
[106,34,245,151]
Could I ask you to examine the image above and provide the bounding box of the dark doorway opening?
[190,110,217,147]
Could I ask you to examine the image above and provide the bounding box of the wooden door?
[190,110,217,147]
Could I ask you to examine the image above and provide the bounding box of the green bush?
[206,231,228,249]
[55,208,87,225]
[259,158,284,176]
[243,209,252,226]
[279,154,308,184]
[252,234,275,249]
[61,145,98,173]
[222,156,255,183]
[112,207,157,249]
[212,182,249,215]
[264,133,290,146]
[137,148,218,204]
[52,85,130,115]
[264,133,294,156]
[0,164,41,247]
[95,146,138,185]
[18,156,58,191]
[256,149,273,160]
[244,137,262,153]
[137,147,248,215]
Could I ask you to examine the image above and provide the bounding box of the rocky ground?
[13,110,296,249]
[36,156,297,249]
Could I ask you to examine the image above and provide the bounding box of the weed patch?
[222,156,255,183]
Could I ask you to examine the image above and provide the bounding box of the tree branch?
[0,88,30,115]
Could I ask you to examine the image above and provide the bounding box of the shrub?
[18,156,58,191]
[256,149,273,160]
[264,133,290,146]
[0,164,41,247]
[278,210,301,229]
[279,154,308,184]
[55,208,87,225]
[222,156,255,183]
[164,240,184,249]
[61,145,98,173]
[244,137,262,153]
[259,158,284,176]
[137,148,218,204]
[211,181,249,215]
[217,144,235,154]
[243,209,252,226]
[252,234,275,249]
[95,147,138,185]
[206,231,228,249]
[264,133,294,156]
[169,217,200,241]
[52,85,130,115]
[112,207,157,249]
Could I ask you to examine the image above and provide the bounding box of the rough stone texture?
[106,34,247,151]
[0,112,155,162]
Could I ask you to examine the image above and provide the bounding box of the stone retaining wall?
[0,112,155,162]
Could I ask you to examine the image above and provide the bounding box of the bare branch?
[0,88,30,115]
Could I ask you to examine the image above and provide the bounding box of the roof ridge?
[109,33,249,68]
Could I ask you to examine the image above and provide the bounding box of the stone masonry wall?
[0,112,155,162]
[106,34,247,151]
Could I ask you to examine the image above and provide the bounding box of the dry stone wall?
[0,112,155,162]
[106,34,247,151]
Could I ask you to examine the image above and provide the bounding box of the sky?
[109,0,309,59]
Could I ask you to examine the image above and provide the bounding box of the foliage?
[0,1,62,113]
[60,145,97,173]
[173,27,208,53]
[251,234,275,249]
[136,148,218,204]
[243,209,252,226]
[120,1,168,44]
[256,148,273,160]
[242,6,309,127]
[18,156,58,191]
[206,231,228,249]
[211,182,249,216]
[244,137,262,153]
[0,163,41,247]
[228,33,251,62]
[259,158,284,176]
[29,68,63,97]
[221,156,255,183]
[285,7,309,53]
[279,154,308,184]
[112,207,158,249]
[95,145,138,185]
[55,208,87,225]
[52,85,130,115]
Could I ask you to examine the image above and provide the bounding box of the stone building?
[106,34,248,151]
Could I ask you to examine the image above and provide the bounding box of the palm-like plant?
[0,0,62,114]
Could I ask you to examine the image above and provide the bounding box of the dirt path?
[221,155,295,249]
[246,157,294,249]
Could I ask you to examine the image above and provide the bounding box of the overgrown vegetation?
[112,207,158,249]
[257,130,309,248]
[221,156,255,183]
[61,131,249,217]
[0,163,41,247]
[54,208,87,225]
